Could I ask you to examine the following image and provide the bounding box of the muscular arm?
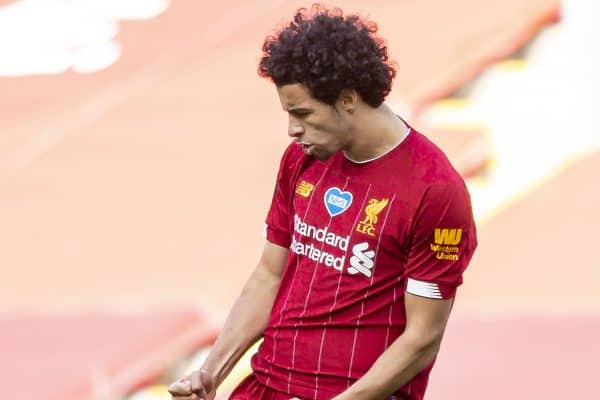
[201,241,288,388]
[332,293,453,400]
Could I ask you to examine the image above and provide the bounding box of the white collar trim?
[343,128,411,164]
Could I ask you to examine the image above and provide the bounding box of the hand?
[168,369,216,400]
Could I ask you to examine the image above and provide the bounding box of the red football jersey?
[252,127,477,400]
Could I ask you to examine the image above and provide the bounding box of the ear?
[336,89,358,114]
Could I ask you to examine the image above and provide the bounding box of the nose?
[288,115,304,138]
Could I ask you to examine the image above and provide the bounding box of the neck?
[343,104,408,162]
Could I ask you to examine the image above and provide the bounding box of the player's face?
[277,83,352,161]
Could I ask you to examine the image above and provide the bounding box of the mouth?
[297,141,314,154]
[302,144,314,155]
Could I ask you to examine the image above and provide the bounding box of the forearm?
[202,265,280,386]
[334,330,441,400]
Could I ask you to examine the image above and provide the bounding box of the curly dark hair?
[258,5,396,108]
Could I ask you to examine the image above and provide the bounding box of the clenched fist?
[168,369,216,400]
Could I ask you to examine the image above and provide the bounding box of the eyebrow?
[285,107,312,114]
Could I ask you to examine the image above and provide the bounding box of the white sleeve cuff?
[406,278,443,299]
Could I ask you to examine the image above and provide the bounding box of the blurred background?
[1,0,598,399]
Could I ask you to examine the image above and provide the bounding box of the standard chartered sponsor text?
[293,214,349,250]
[291,214,349,270]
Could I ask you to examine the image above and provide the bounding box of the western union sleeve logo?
[431,228,463,261]
[434,228,462,245]
[295,180,314,197]
[356,198,389,237]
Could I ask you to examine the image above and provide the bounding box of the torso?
[253,128,474,400]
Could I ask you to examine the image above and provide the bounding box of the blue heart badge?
[324,187,353,217]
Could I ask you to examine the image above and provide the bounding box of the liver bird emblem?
[360,198,389,226]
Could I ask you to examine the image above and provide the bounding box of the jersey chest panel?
[290,162,412,285]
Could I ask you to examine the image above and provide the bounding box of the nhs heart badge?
[324,187,353,217]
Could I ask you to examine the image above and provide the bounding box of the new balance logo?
[295,180,314,197]
[348,242,375,278]
[434,228,463,245]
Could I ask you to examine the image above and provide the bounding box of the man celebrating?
[169,5,477,400]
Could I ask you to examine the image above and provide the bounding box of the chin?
[313,151,334,162]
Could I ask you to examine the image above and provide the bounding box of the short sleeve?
[265,144,303,248]
[405,182,477,299]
